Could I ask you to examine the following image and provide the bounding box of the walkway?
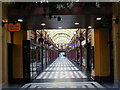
[22,56,104,88]
[37,56,87,80]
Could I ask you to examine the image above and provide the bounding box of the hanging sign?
[79,36,84,41]
[8,23,21,31]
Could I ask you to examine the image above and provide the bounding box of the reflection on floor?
[22,82,104,88]
[37,56,87,79]
[22,56,104,88]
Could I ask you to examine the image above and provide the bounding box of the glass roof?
[44,29,78,45]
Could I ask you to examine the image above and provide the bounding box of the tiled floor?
[22,56,104,88]
[36,56,87,79]
[22,82,104,88]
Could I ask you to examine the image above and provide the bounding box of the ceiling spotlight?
[46,0,49,3]
[75,22,79,25]
[57,16,62,21]
[74,32,76,34]
[41,23,46,26]
[88,26,92,29]
[96,18,101,20]
[58,27,62,29]
[18,19,23,22]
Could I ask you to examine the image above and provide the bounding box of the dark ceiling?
[8,2,112,16]
[8,2,112,29]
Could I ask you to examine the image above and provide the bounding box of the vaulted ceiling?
[44,29,78,45]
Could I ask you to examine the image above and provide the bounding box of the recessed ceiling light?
[74,32,76,34]
[46,0,49,3]
[75,22,79,25]
[58,27,62,29]
[18,19,23,22]
[41,23,46,26]
[57,17,62,21]
[96,18,101,20]
[88,26,92,29]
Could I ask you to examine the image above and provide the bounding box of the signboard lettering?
[8,23,21,31]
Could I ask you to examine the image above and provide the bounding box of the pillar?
[112,2,120,85]
[86,28,88,69]
[39,34,44,71]
[1,3,10,87]
[92,28,110,81]
[80,33,82,66]
[0,2,2,89]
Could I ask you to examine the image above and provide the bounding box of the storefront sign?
[8,23,21,31]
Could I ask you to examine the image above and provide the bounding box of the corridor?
[37,56,87,80]
[22,56,104,88]
[2,2,120,89]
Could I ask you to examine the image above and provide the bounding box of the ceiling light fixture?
[41,23,46,26]
[57,16,62,21]
[58,27,62,29]
[75,22,79,25]
[96,18,101,20]
[88,26,92,29]
[18,19,23,22]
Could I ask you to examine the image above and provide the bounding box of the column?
[112,2,120,84]
[80,33,82,66]
[86,28,88,70]
[76,40,78,63]
[93,28,110,81]
[39,33,44,71]
[0,2,2,88]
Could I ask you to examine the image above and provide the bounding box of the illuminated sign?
[8,23,21,31]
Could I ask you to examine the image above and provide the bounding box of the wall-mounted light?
[18,19,23,22]
[41,23,46,26]
[96,17,101,20]
[2,19,8,23]
[2,19,8,27]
